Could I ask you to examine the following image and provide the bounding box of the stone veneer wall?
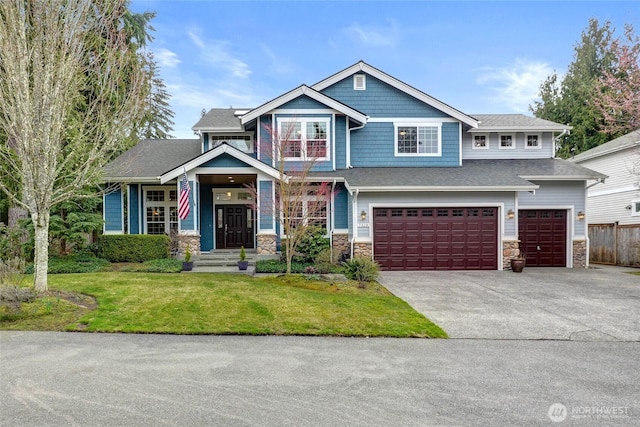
[177,234,200,257]
[332,234,350,259]
[353,242,372,259]
[573,239,587,268]
[257,234,277,256]
[503,239,520,270]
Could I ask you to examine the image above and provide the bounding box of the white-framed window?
[277,118,330,161]
[209,133,253,153]
[499,134,515,149]
[525,134,541,149]
[395,123,442,156]
[284,198,328,231]
[631,199,640,217]
[144,187,178,235]
[354,74,366,90]
[472,134,489,149]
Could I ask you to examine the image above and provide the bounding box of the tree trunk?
[8,206,28,228]
[32,211,50,292]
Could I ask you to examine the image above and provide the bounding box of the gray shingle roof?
[309,159,605,189]
[192,108,248,131]
[571,129,640,162]
[471,114,571,132]
[104,139,201,180]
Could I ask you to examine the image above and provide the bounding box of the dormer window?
[210,133,253,153]
[526,134,541,149]
[473,134,489,149]
[499,134,515,149]
[354,74,366,90]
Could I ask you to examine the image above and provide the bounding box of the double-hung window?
[499,134,515,149]
[395,123,442,156]
[525,134,540,149]
[278,118,330,161]
[473,134,489,149]
[144,188,178,235]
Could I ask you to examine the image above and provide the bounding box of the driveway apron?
[378,267,640,341]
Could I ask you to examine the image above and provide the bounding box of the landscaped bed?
[0,273,447,338]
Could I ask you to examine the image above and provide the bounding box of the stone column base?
[332,233,349,261]
[257,234,277,256]
[177,234,200,257]
[502,239,521,270]
[573,239,587,268]
[353,242,372,259]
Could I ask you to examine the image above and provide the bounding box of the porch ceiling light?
[577,211,585,221]
[507,209,515,220]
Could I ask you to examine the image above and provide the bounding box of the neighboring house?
[571,129,640,266]
[103,61,605,270]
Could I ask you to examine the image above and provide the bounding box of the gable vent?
[354,74,366,90]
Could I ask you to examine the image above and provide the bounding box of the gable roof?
[571,128,640,162]
[192,108,249,132]
[470,114,572,132]
[311,61,479,128]
[103,139,201,182]
[159,143,282,184]
[240,85,368,126]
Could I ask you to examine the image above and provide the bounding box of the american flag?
[178,171,190,220]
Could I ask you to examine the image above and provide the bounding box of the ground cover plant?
[0,273,447,338]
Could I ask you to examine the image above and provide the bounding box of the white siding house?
[571,129,640,225]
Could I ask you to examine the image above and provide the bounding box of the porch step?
[192,249,278,269]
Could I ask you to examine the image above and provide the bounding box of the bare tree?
[253,120,333,274]
[0,0,146,291]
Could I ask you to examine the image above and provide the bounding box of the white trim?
[468,126,571,133]
[499,134,515,150]
[631,199,640,217]
[367,117,460,123]
[519,175,602,181]
[311,61,478,128]
[240,85,367,125]
[159,144,283,184]
[354,74,366,90]
[332,228,349,234]
[332,113,336,171]
[588,184,637,197]
[207,131,254,153]
[270,108,339,115]
[276,117,331,162]
[352,184,539,192]
[525,133,541,150]
[142,185,179,235]
[472,133,490,150]
[394,122,442,157]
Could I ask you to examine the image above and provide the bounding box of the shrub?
[94,234,170,262]
[0,257,26,287]
[343,257,380,288]
[281,226,330,264]
[25,255,109,274]
[120,258,183,273]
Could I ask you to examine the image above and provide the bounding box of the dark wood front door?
[518,210,566,267]
[215,205,254,249]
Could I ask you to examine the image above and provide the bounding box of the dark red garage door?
[518,210,567,267]
[373,207,498,271]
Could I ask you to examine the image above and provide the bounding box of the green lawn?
[1,273,447,338]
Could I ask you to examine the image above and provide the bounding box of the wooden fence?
[589,223,640,266]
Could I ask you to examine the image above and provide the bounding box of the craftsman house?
[103,61,605,270]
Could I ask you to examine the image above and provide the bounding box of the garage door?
[518,210,567,267]
[373,207,498,271]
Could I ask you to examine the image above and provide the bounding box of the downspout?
[583,177,605,268]
[330,179,336,261]
[553,129,570,157]
[351,188,359,258]
[347,121,366,168]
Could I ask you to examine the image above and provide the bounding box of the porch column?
[257,179,277,255]
[177,176,200,255]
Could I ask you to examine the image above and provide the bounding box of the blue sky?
[130,1,639,139]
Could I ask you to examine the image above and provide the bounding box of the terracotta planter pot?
[511,259,525,273]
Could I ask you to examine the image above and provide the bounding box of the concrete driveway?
[378,266,640,341]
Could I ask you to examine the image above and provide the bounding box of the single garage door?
[518,210,567,267]
[373,207,498,271]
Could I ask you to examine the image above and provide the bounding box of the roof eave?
[469,127,572,133]
[519,174,607,180]
[351,185,539,192]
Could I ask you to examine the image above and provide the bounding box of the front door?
[215,205,254,249]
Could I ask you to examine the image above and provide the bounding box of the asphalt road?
[1,332,638,426]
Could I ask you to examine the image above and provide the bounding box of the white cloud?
[154,48,181,68]
[344,21,398,47]
[476,59,555,112]
[187,30,251,78]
